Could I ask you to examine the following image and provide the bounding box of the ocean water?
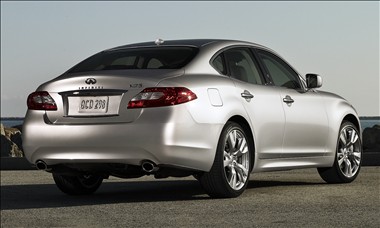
[1,120,24,128]
[360,119,380,130]
[1,118,379,129]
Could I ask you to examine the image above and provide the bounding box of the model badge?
[130,83,142,88]
[85,78,97,85]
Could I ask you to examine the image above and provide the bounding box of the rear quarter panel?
[157,74,252,126]
[157,73,254,152]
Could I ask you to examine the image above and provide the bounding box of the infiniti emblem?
[85,78,97,85]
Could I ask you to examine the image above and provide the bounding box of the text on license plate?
[79,96,109,113]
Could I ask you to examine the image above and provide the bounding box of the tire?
[199,121,252,198]
[52,173,103,195]
[318,121,362,183]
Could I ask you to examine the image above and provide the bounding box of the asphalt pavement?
[1,167,379,227]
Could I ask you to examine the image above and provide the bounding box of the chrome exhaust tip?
[35,160,50,171]
[141,161,159,173]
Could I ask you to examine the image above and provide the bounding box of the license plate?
[78,96,109,113]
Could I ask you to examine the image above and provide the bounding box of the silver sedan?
[23,39,362,197]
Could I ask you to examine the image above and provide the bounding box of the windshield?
[68,46,198,73]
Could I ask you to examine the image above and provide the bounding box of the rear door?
[213,48,285,159]
[255,48,329,158]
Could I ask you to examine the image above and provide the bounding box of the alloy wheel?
[337,125,361,178]
[223,129,250,191]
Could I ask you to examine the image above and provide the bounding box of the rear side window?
[68,47,198,73]
[212,54,227,75]
[224,48,264,85]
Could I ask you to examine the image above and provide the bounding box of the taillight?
[127,87,197,109]
[27,91,57,110]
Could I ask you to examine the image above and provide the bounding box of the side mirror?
[306,73,322,88]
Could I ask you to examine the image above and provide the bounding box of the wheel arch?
[342,114,361,135]
[320,92,361,160]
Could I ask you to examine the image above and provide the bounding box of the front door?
[256,49,329,158]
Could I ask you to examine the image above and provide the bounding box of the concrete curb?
[1,153,379,170]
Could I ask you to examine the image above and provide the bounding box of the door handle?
[283,95,294,104]
[241,90,254,99]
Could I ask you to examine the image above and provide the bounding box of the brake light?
[127,87,197,109]
[27,91,57,110]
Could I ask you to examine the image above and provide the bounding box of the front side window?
[257,50,301,89]
[224,48,263,85]
[68,47,198,73]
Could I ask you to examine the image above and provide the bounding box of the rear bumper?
[22,106,223,172]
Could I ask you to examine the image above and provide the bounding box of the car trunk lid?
[39,69,183,124]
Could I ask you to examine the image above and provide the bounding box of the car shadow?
[1,179,324,210]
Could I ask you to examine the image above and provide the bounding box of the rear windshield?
[68,47,198,73]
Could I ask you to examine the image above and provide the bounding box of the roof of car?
[107,39,262,51]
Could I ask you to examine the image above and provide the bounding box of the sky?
[1,1,379,117]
